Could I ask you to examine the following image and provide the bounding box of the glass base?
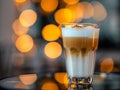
[68,77,93,90]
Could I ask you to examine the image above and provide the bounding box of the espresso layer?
[63,37,98,57]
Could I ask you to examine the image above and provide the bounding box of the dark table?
[0,72,120,90]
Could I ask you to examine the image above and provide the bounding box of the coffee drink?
[61,23,99,86]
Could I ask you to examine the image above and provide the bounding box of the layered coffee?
[62,23,99,78]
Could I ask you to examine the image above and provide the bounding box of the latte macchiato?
[61,23,99,86]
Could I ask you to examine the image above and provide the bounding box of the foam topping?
[62,25,99,38]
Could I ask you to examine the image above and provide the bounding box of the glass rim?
[61,23,99,29]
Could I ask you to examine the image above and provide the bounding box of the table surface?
[0,72,120,90]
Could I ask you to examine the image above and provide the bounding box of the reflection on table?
[0,72,120,90]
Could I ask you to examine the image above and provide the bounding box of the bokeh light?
[80,2,94,19]
[54,72,67,84]
[44,42,62,59]
[40,0,58,13]
[63,0,79,5]
[63,73,68,88]
[66,3,83,22]
[100,58,114,73]
[58,25,62,38]
[19,74,37,85]
[14,0,26,3]
[54,8,74,24]
[42,24,61,41]
[15,34,34,53]
[12,19,29,36]
[54,72,68,87]
[41,81,59,90]
[19,9,37,27]
[92,1,107,21]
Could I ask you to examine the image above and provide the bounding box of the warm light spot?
[41,81,59,90]
[42,24,60,41]
[80,2,94,19]
[54,8,74,24]
[58,25,62,38]
[44,42,62,59]
[14,0,26,3]
[54,72,67,84]
[92,1,107,21]
[66,3,83,22]
[63,0,79,5]
[54,72,68,88]
[71,84,76,88]
[41,0,58,13]
[100,58,114,73]
[19,9,37,27]
[12,19,29,36]
[19,74,37,85]
[15,34,33,53]
[64,74,68,88]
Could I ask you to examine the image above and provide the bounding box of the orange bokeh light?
[54,72,66,84]
[54,8,74,24]
[63,0,79,5]
[12,19,29,36]
[44,42,62,59]
[100,58,114,73]
[14,0,26,3]
[80,2,94,19]
[58,25,62,38]
[19,74,37,85]
[19,9,37,27]
[63,73,68,88]
[92,1,107,21]
[42,24,61,41]
[41,0,58,13]
[41,81,59,90]
[54,72,68,87]
[66,3,83,22]
[15,34,34,53]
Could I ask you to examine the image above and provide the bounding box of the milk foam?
[62,26,99,38]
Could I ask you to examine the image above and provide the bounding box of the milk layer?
[62,24,99,77]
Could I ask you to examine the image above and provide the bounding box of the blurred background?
[0,0,120,80]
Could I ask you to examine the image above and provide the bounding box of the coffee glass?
[61,23,100,88]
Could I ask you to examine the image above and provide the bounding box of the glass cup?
[61,23,100,89]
